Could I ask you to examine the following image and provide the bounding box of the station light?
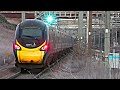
[36,12,58,26]
[46,16,53,23]
[43,12,57,25]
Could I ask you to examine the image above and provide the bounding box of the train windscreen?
[21,27,43,39]
[16,20,48,48]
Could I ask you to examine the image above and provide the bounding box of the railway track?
[5,71,21,79]
[5,52,69,79]
[6,60,62,79]
[0,64,20,79]
[33,52,70,79]
[4,64,56,79]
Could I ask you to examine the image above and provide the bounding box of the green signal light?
[46,16,53,23]
[43,12,57,25]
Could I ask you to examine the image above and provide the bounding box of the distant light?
[80,37,83,39]
[47,16,53,23]
[41,12,57,25]
[105,29,109,33]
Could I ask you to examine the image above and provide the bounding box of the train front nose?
[15,40,47,64]
[17,50,45,64]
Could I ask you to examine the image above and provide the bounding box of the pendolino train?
[13,19,76,72]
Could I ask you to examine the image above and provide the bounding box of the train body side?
[49,27,74,54]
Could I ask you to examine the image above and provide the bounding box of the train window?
[20,28,43,39]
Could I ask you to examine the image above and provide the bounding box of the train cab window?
[15,20,48,48]
[18,20,47,40]
[20,28,43,39]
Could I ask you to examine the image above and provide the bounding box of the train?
[13,19,76,72]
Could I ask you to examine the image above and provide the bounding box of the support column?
[78,11,83,40]
[78,11,83,55]
[21,11,25,22]
[86,11,92,56]
[104,11,110,61]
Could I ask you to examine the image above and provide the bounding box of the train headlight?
[40,44,48,51]
[13,43,21,50]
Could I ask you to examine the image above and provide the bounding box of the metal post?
[78,11,83,55]
[22,11,25,22]
[104,11,110,61]
[86,11,92,56]
[78,11,83,40]
[86,11,89,45]
[88,11,92,56]
[34,11,38,18]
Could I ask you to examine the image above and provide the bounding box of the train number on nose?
[26,43,36,47]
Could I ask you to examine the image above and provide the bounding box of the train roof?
[20,19,46,24]
[19,19,47,29]
[17,19,76,38]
